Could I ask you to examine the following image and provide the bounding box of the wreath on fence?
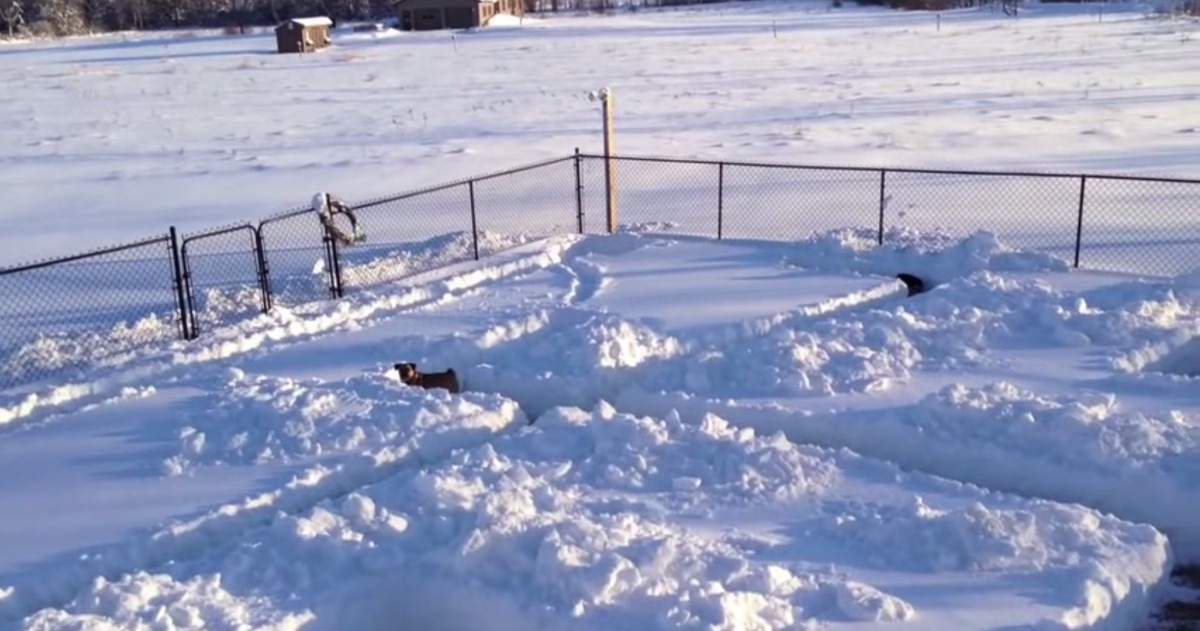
[312,192,366,246]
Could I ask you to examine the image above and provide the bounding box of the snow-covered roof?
[285,16,333,27]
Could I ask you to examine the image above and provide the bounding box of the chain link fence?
[580,154,1200,278]
[181,224,270,338]
[3,151,1198,391]
[258,208,336,307]
[0,232,186,390]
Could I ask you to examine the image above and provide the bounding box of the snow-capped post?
[452,34,458,52]
[597,87,617,234]
[936,13,941,31]
[313,192,362,299]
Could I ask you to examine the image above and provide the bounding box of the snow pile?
[0,384,528,625]
[0,236,585,430]
[619,380,1200,560]
[783,227,1070,287]
[19,404,1170,631]
[339,230,538,290]
[408,254,1194,412]
[161,368,525,475]
[0,313,176,390]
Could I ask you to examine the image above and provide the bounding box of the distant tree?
[1,0,24,35]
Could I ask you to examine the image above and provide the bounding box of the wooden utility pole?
[600,87,617,234]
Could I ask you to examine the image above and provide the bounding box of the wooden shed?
[397,0,522,31]
[275,17,333,54]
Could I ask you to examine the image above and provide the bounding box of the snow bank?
[18,404,1169,631]
[782,227,1071,287]
[393,253,1194,415]
[338,230,537,290]
[0,373,527,626]
[0,234,583,429]
[162,368,524,475]
[617,380,1200,563]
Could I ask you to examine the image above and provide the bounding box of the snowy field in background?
[3,227,1200,630]
[1,0,1200,265]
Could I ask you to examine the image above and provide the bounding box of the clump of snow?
[783,227,1071,288]
[618,380,1200,561]
[339,230,537,290]
[161,369,525,475]
[0,313,175,390]
[617,221,682,234]
[19,404,1169,631]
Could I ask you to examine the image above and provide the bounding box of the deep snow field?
[3,1,1200,630]
[3,227,1200,631]
[1,0,1199,264]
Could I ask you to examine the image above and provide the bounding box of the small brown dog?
[395,362,461,394]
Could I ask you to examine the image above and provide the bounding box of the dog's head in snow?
[394,362,461,394]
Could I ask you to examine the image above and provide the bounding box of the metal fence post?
[717,162,725,240]
[253,226,273,313]
[574,147,585,234]
[180,239,201,338]
[469,180,480,261]
[322,224,344,300]
[877,169,888,245]
[1074,175,1087,268]
[168,226,192,341]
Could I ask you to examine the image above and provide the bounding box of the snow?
[3,227,1199,631]
[286,17,334,27]
[1,1,1199,266]
[4,2,1200,630]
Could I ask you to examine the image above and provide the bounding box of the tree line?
[0,0,747,37]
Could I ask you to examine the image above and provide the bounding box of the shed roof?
[284,16,333,27]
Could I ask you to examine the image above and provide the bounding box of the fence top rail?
[182,222,257,246]
[353,154,577,211]
[259,205,316,227]
[0,232,171,276]
[579,153,1200,185]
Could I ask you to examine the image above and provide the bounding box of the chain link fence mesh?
[181,225,267,337]
[472,158,580,243]
[722,164,881,240]
[340,184,477,291]
[580,156,720,237]
[881,170,1082,263]
[4,152,1200,394]
[258,209,332,307]
[0,235,181,390]
[1079,177,1200,277]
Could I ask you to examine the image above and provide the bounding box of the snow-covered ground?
[4,2,1200,630]
[2,228,1199,631]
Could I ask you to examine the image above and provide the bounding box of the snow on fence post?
[1074,175,1087,268]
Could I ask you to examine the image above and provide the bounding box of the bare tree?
[2,0,24,35]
